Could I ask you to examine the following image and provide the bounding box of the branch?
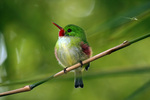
[0,33,150,97]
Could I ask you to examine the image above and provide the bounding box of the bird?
[53,22,92,88]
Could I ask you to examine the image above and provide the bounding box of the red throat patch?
[59,29,65,37]
[52,22,65,37]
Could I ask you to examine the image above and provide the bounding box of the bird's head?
[52,22,87,41]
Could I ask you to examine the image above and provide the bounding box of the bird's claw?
[79,61,83,67]
[64,67,68,73]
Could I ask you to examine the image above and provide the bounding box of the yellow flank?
[61,43,74,66]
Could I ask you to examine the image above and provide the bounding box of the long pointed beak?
[52,22,65,36]
[52,22,63,30]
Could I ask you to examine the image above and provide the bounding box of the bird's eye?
[67,29,72,32]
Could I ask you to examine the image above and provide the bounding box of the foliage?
[0,0,150,100]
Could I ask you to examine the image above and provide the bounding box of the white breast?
[55,37,87,67]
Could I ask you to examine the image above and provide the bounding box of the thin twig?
[1,66,150,87]
[0,33,149,97]
[0,86,31,96]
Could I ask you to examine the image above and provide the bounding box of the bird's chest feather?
[55,37,87,67]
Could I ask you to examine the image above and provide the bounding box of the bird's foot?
[79,61,83,68]
[64,67,68,73]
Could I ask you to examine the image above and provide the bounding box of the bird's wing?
[80,41,92,57]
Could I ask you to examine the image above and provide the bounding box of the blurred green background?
[0,0,150,100]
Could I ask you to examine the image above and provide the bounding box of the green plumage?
[64,24,88,44]
[54,23,92,88]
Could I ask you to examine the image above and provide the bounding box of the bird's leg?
[79,61,83,68]
[64,67,68,73]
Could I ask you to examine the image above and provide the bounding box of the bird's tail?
[74,70,84,88]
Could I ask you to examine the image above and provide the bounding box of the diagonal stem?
[0,33,149,97]
[0,86,31,96]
